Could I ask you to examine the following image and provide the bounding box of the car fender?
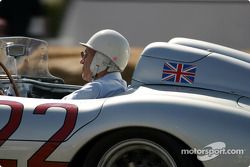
[63,88,250,166]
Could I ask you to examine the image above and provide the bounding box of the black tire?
[83,128,202,167]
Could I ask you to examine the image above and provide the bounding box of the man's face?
[80,47,96,82]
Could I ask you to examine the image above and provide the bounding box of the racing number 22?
[0,100,23,167]
[0,101,78,167]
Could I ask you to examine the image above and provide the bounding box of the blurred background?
[0,0,250,85]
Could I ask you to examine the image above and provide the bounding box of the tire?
[83,128,201,167]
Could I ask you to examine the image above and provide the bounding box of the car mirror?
[6,44,26,57]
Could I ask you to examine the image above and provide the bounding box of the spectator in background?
[0,0,45,36]
[0,17,7,36]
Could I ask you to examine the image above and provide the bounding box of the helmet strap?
[91,65,100,81]
[90,52,111,80]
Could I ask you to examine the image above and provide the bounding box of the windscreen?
[0,37,55,80]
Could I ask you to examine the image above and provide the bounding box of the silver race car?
[0,37,249,167]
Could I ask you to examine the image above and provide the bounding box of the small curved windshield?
[0,37,56,81]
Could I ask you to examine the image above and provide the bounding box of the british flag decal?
[161,62,197,84]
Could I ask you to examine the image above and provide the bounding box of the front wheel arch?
[69,127,203,167]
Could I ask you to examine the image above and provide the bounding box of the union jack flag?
[161,62,197,84]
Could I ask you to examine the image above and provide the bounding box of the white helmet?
[80,29,130,76]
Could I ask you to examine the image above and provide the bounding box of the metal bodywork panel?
[132,42,250,97]
[0,96,105,166]
[60,86,250,167]
[0,96,104,141]
[169,37,250,63]
[140,42,210,62]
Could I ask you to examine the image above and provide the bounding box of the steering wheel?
[0,62,20,96]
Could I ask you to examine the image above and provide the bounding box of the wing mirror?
[6,44,26,58]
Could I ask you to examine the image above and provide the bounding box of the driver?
[63,29,130,99]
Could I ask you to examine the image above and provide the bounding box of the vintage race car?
[0,37,249,167]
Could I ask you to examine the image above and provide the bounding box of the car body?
[0,37,250,167]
